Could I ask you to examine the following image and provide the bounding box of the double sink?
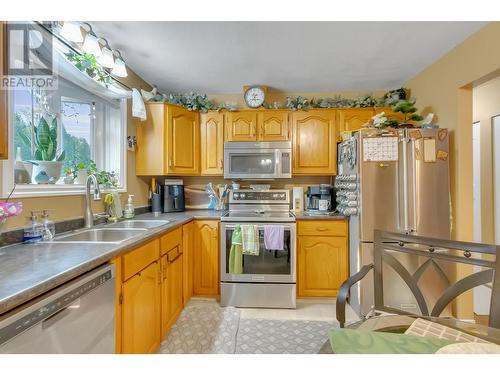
[50,220,170,244]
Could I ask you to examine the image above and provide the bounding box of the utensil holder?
[151,193,162,213]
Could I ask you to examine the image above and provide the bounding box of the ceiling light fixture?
[97,38,115,69]
[111,50,128,78]
[81,23,102,57]
[59,21,83,43]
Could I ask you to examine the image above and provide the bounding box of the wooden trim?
[0,22,8,160]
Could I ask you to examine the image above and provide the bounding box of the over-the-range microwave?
[223,141,292,180]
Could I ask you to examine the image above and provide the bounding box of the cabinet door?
[297,236,348,297]
[193,220,219,296]
[337,108,375,140]
[224,111,258,141]
[136,103,166,175]
[0,22,8,160]
[258,111,290,141]
[291,110,337,175]
[167,105,200,175]
[122,261,161,354]
[161,249,183,337]
[200,112,224,175]
[182,222,194,305]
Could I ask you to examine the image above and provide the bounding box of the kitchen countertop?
[0,210,226,316]
[293,211,347,220]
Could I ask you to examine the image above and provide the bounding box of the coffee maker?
[306,184,334,213]
[163,179,185,212]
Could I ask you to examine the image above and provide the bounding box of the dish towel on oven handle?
[241,224,260,256]
[263,225,285,250]
[229,225,243,274]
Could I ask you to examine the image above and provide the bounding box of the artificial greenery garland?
[65,51,113,86]
[145,87,408,113]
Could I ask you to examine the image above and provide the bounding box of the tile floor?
[188,297,359,323]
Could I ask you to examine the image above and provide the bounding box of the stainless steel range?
[220,189,296,308]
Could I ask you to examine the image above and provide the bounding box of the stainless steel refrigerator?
[336,128,451,317]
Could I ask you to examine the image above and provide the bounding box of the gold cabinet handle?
[317,227,329,231]
[219,159,223,169]
[168,158,173,168]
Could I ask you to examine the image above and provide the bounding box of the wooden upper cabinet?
[224,111,258,141]
[136,103,200,176]
[167,105,200,175]
[257,111,289,141]
[291,110,337,175]
[200,112,224,175]
[337,108,375,140]
[0,22,8,160]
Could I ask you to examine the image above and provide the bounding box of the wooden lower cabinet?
[182,222,195,304]
[193,220,219,296]
[117,220,219,353]
[161,249,183,337]
[297,220,349,297]
[122,261,161,354]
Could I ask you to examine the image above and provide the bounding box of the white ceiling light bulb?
[97,43,115,68]
[111,50,128,77]
[81,25,102,57]
[60,21,83,43]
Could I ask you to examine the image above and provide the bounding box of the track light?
[81,23,102,57]
[60,21,83,43]
[111,50,128,78]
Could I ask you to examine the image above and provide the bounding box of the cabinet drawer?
[122,239,160,281]
[297,220,348,237]
[160,227,182,256]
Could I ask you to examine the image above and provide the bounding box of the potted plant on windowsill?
[19,115,65,184]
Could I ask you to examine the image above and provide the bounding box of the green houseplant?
[18,115,66,184]
[391,99,424,127]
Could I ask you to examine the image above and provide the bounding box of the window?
[1,23,128,198]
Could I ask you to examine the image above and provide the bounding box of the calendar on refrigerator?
[362,136,398,162]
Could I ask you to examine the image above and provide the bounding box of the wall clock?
[244,86,266,108]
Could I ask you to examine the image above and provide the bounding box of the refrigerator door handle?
[401,135,409,233]
[409,138,418,234]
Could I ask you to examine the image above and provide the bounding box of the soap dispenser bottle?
[23,211,43,243]
[124,195,135,219]
[41,209,55,240]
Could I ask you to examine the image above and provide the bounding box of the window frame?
[0,94,128,198]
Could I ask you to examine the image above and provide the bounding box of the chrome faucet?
[84,174,102,228]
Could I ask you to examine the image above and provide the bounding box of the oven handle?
[223,224,295,230]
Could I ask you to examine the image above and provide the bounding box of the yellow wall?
[405,22,500,319]
[2,68,152,231]
[472,76,500,245]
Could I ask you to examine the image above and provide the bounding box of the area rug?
[235,319,336,354]
[159,302,337,354]
[158,303,241,354]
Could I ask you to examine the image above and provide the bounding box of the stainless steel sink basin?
[108,220,170,229]
[51,228,147,244]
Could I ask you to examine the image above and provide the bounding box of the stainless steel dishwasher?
[0,264,115,353]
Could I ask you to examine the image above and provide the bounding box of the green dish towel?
[241,224,260,256]
[229,225,243,274]
[329,328,454,354]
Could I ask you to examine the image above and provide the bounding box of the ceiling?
[92,21,486,94]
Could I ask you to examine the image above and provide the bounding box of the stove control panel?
[230,190,289,203]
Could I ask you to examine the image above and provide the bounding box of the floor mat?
[159,303,240,354]
[235,319,337,354]
[159,301,338,354]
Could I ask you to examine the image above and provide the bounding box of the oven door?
[220,222,296,283]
